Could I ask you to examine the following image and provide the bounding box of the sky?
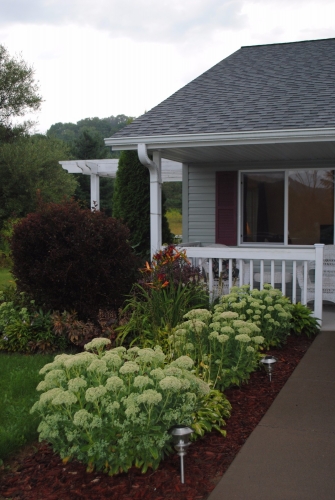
[1,0,334,134]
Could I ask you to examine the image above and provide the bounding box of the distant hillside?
[47,114,181,215]
[47,115,133,144]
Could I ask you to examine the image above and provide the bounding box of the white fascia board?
[105,127,335,150]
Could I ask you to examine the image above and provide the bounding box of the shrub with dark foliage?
[10,199,138,320]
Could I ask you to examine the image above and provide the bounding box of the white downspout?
[137,144,162,259]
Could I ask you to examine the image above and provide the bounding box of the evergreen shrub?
[113,150,172,258]
[10,199,138,320]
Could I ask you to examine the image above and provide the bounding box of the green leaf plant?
[116,245,208,348]
[290,302,320,338]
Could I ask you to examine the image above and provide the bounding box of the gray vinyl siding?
[187,164,216,245]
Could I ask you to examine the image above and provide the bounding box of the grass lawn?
[0,268,13,290]
[0,353,54,464]
[166,209,182,236]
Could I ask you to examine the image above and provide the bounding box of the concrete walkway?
[207,331,335,500]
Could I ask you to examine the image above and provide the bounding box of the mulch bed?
[0,334,314,500]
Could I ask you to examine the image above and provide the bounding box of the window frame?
[238,168,335,247]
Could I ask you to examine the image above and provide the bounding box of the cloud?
[0,0,246,43]
[1,0,334,133]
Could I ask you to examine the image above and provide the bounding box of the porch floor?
[207,330,335,500]
[321,304,335,331]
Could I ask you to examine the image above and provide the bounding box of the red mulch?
[0,335,314,500]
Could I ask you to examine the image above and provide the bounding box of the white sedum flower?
[184,319,207,333]
[119,361,140,375]
[85,385,107,402]
[105,376,124,392]
[150,368,165,380]
[164,366,183,377]
[159,376,182,392]
[39,388,64,406]
[36,381,49,392]
[73,409,93,427]
[209,322,221,330]
[235,334,251,343]
[87,359,108,374]
[52,390,78,406]
[252,335,265,344]
[183,309,212,322]
[133,375,154,389]
[137,347,165,364]
[68,377,87,392]
[220,311,239,319]
[103,351,123,369]
[171,356,194,370]
[137,389,162,405]
[220,326,234,334]
[84,337,111,352]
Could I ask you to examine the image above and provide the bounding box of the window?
[242,172,285,243]
[241,170,334,245]
[288,170,334,245]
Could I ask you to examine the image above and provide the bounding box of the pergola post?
[90,173,100,210]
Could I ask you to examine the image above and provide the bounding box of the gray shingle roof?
[112,38,335,139]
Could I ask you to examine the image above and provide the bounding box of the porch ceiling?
[105,128,335,164]
[151,141,335,163]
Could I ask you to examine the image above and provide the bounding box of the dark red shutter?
[216,171,237,245]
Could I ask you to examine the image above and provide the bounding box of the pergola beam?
[59,158,182,212]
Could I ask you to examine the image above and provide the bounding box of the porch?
[177,243,332,326]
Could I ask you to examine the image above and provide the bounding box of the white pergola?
[60,158,181,209]
[60,157,182,258]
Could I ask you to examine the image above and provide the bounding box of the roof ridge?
[241,37,335,49]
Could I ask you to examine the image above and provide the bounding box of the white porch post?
[314,243,324,324]
[138,144,162,259]
[90,173,100,210]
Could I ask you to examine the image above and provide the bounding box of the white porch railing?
[177,243,324,323]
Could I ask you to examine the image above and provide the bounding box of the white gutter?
[137,144,162,259]
[105,127,335,151]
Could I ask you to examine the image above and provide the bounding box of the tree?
[70,127,114,215]
[72,127,110,160]
[47,117,134,215]
[0,45,42,128]
[0,135,77,228]
[113,150,172,258]
[162,181,182,212]
[47,115,133,151]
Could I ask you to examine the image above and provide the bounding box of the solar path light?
[260,355,277,381]
[169,425,193,484]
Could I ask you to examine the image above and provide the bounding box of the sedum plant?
[168,308,265,391]
[216,285,293,348]
[31,338,211,475]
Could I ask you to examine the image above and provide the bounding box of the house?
[105,38,335,323]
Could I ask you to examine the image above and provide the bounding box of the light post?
[260,355,277,381]
[170,425,193,484]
